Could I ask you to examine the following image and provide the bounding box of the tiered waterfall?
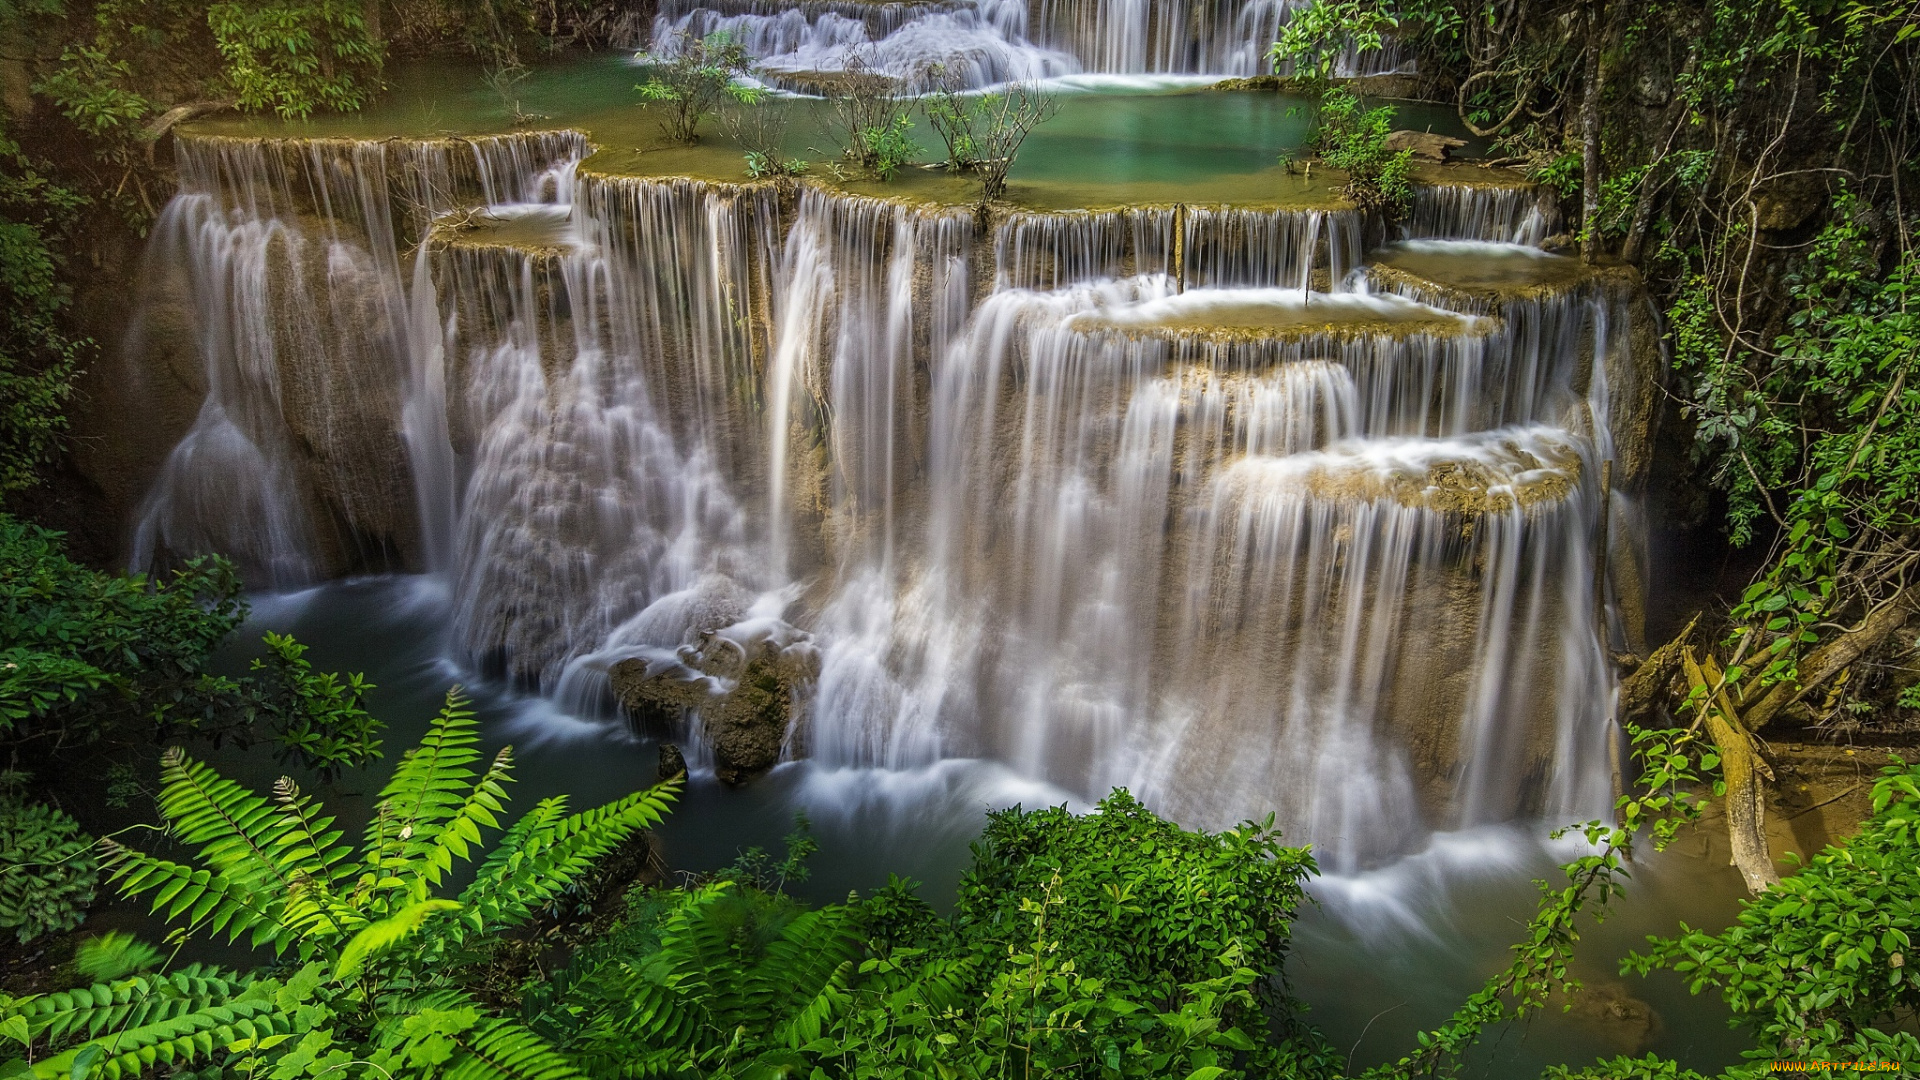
[115,126,1650,872]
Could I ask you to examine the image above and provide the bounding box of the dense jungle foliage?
[0,0,1915,1078]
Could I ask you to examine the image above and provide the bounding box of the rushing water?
[93,33,1748,1069]
[124,127,1622,870]
[641,0,1411,90]
[188,575,1747,1075]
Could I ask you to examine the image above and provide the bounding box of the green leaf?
[333,899,461,980]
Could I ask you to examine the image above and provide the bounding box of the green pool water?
[186,54,1485,210]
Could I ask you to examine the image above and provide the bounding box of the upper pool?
[186,55,1482,209]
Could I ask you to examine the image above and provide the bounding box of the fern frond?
[749,906,863,1033]
[272,777,357,888]
[18,965,254,1045]
[443,1016,589,1080]
[420,745,513,887]
[566,978,712,1079]
[273,777,363,942]
[26,994,292,1080]
[100,843,295,954]
[644,882,755,1034]
[775,960,854,1050]
[456,780,678,937]
[155,750,310,907]
[364,689,495,880]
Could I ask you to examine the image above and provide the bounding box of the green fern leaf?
[100,843,295,954]
[364,689,498,884]
[457,781,678,937]
[444,1017,587,1080]
[18,966,253,1046]
[27,995,292,1080]
[155,750,307,903]
[334,898,462,980]
[774,960,853,1050]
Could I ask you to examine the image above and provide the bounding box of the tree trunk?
[1579,0,1604,263]
[1684,648,1779,894]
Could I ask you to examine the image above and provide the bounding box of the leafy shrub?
[955,789,1315,1007]
[718,99,808,178]
[206,1,386,119]
[1625,756,1920,1068]
[531,789,1339,1079]
[1315,87,1414,214]
[249,631,382,780]
[826,54,912,174]
[922,67,980,171]
[859,115,921,181]
[0,783,96,944]
[636,31,758,143]
[0,135,87,494]
[0,514,382,774]
[918,72,1056,201]
[0,514,245,745]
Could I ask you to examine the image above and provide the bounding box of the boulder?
[1384,130,1467,162]
[608,629,818,787]
[702,653,793,786]
[657,742,687,781]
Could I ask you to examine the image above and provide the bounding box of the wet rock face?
[609,632,819,787]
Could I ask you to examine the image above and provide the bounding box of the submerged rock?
[657,742,687,781]
[609,628,819,787]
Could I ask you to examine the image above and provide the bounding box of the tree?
[635,31,758,144]
[1,693,680,1080]
[963,82,1055,204]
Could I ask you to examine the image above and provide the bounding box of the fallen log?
[143,101,235,163]
[1743,588,1917,731]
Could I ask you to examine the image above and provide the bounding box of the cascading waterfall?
[129,133,586,587]
[1402,184,1560,246]
[643,0,1408,90]
[127,124,1635,869]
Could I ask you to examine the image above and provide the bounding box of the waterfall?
[125,130,1637,869]
[1404,184,1560,246]
[643,0,1409,90]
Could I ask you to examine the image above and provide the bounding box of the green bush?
[0,785,97,944]
[530,790,1339,1079]
[206,1,385,119]
[1625,756,1920,1069]
[0,514,245,745]
[0,133,87,494]
[858,115,921,181]
[0,514,382,774]
[636,31,758,144]
[1314,87,1414,214]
